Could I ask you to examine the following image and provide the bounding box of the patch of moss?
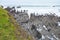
[0,7,17,40]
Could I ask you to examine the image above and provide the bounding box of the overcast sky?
[0,0,60,6]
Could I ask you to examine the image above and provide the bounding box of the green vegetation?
[0,7,17,40]
[0,7,34,40]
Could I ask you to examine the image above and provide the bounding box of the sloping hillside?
[0,7,34,40]
[0,7,17,40]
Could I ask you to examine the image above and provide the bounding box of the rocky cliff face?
[5,7,60,40]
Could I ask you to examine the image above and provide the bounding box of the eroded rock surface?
[5,7,60,40]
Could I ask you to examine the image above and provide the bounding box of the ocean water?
[16,7,60,16]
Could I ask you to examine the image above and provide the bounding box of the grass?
[0,7,34,40]
[0,7,17,40]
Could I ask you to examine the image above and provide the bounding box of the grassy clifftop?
[0,7,17,40]
[0,7,34,40]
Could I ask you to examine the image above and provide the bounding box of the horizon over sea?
[2,5,60,17]
[16,6,60,17]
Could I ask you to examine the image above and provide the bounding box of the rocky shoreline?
[5,7,60,40]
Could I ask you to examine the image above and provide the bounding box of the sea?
[16,6,60,17]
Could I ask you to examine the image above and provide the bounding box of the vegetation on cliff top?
[0,7,34,40]
[0,7,17,40]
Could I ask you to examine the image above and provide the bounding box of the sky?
[0,0,60,16]
[0,0,60,7]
